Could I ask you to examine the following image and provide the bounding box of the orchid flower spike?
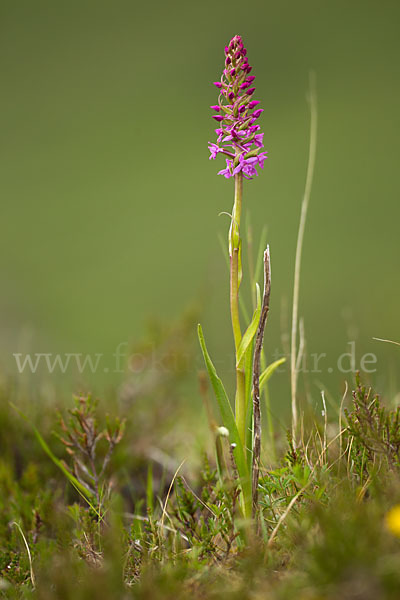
[208,34,267,179]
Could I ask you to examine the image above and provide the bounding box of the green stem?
[230,173,243,350]
[246,216,257,311]
[229,173,247,449]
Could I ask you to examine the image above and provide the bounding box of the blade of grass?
[11,522,35,589]
[290,71,318,445]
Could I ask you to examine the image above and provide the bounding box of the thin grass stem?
[290,71,318,445]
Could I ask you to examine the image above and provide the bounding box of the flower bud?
[216,426,229,437]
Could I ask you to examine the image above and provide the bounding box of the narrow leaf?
[259,358,286,392]
[197,324,251,516]
[244,340,255,472]
[198,325,236,437]
[236,283,261,368]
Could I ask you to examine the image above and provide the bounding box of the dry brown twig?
[252,246,271,515]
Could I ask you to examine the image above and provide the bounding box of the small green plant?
[55,393,126,504]
[345,373,400,476]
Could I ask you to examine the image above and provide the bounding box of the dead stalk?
[252,247,271,514]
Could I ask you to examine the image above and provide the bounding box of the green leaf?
[197,325,251,518]
[244,340,255,472]
[236,283,261,368]
[198,325,236,436]
[259,358,286,392]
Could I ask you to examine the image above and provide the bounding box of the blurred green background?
[1,0,399,412]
